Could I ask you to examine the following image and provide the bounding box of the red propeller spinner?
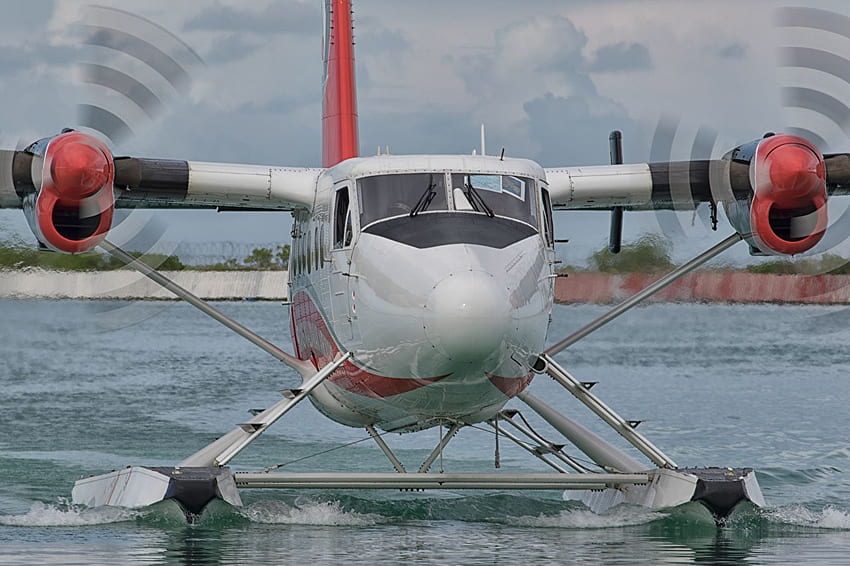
[750,134,827,255]
[35,131,115,253]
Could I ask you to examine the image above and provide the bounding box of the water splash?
[765,505,850,529]
[238,500,381,526]
[0,501,137,527]
[509,506,666,529]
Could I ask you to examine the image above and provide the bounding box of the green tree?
[746,253,850,275]
[588,234,675,274]
[275,245,290,267]
[239,245,290,270]
[0,239,186,271]
[243,247,275,269]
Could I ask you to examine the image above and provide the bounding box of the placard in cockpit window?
[470,175,501,192]
[469,174,525,200]
[502,176,525,199]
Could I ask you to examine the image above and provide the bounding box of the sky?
[1,0,850,266]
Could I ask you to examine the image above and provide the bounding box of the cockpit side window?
[541,186,554,247]
[357,173,448,228]
[450,174,538,228]
[333,186,351,249]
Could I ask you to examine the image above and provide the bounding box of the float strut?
[367,425,406,473]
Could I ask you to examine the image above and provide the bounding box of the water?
[3,300,850,564]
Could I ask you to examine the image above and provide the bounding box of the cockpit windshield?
[357,172,538,229]
[451,174,538,227]
[357,173,448,228]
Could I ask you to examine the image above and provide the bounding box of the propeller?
[75,5,203,145]
[642,5,850,266]
[0,6,206,329]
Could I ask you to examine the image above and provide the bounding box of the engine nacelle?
[723,134,827,256]
[19,131,115,254]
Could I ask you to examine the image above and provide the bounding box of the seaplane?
[1,1,845,524]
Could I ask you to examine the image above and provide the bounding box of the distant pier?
[3,269,850,303]
[555,272,850,304]
[0,269,288,300]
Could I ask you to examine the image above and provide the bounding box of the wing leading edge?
[0,148,320,211]
[546,153,850,211]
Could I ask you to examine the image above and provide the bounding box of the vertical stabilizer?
[322,0,359,167]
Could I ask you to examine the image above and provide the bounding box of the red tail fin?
[322,0,359,167]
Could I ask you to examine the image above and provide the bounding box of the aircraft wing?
[546,153,850,211]
[545,135,850,256]
[0,148,320,212]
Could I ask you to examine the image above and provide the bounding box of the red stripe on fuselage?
[331,366,450,399]
[291,290,448,398]
[487,373,534,398]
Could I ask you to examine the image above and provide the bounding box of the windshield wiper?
[410,175,437,216]
[465,181,495,217]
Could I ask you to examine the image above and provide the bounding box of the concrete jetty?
[0,269,288,300]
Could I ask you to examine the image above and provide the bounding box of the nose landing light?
[423,271,511,363]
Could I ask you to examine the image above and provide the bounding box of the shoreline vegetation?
[3,236,850,278]
[3,237,850,303]
[569,234,850,276]
[0,241,291,272]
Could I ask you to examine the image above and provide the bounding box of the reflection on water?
[4,496,850,565]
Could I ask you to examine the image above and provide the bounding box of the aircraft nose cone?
[423,271,511,363]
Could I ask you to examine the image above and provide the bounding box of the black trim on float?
[114,157,189,201]
[685,467,752,524]
[150,466,231,519]
[363,212,537,249]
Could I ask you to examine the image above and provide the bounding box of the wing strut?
[180,351,352,467]
[523,364,675,469]
[543,232,742,358]
[530,233,745,469]
[99,240,314,379]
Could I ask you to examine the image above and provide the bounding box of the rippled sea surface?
[3,300,850,565]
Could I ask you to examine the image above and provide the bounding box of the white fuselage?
[288,155,556,432]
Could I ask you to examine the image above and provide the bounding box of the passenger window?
[306,229,312,274]
[314,227,320,271]
[292,223,301,276]
[333,187,351,249]
[296,232,303,275]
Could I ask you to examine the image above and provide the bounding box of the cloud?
[447,14,638,166]
[0,1,54,32]
[0,41,79,76]
[455,15,592,124]
[717,42,747,59]
[523,92,635,166]
[203,33,262,64]
[356,17,410,55]
[184,1,318,35]
[359,108,478,157]
[588,42,653,73]
[465,15,588,86]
